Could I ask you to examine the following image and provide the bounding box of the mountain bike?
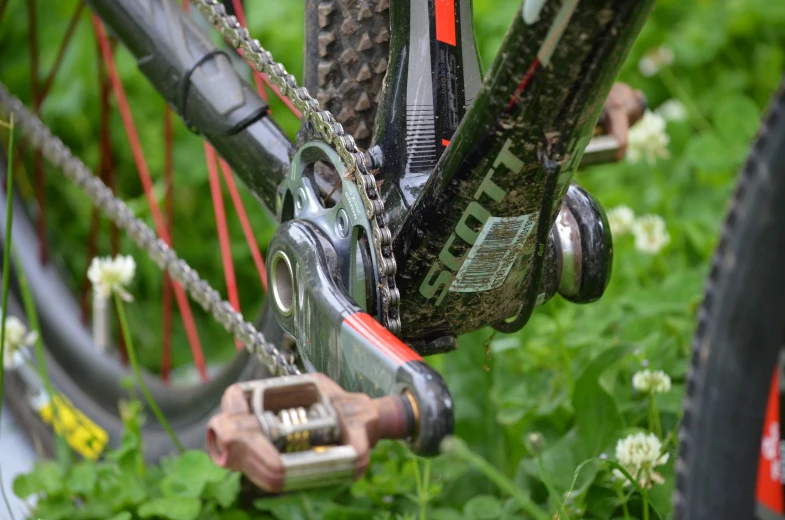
[0,0,783,518]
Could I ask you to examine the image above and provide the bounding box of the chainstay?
[0,83,300,377]
[191,0,402,335]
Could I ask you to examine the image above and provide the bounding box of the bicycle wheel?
[674,76,785,519]
[0,0,391,460]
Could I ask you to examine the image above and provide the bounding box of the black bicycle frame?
[88,0,653,342]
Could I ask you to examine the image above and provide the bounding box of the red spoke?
[217,158,268,292]
[39,2,85,103]
[161,107,175,384]
[204,145,243,350]
[259,74,301,118]
[27,0,47,263]
[93,16,208,381]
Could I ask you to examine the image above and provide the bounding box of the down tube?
[393,0,655,340]
[86,0,292,211]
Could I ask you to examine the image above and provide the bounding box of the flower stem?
[615,484,631,520]
[648,395,662,438]
[113,292,183,453]
[12,247,71,464]
[552,315,574,393]
[0,113,17,520]
[642,490,650,520]
[658,68,714,134]
[537,456,569,519]
[413,458,431,520]
[442,437,551,520]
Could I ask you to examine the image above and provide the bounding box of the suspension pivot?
[206,373,415,493]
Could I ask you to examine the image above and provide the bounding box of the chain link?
[191,0,402,334]
[0,84,300,376]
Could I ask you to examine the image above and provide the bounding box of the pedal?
[206,373,415,493]
[580,135,621,166]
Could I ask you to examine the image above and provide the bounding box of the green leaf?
[712,95,760,144]
[32,496,77,520]
[108,513,133,520]
[322,503,376,519]
[573,346,634,456]
[163,451,229,498]
[68,461,98,495]
[172,451,229,483]
[17,461,66,497]
[254,494,310,520]
[203,472,242,508]
[12,473,37,499]
[217,511,252,520]
[464,495,503,519]
[431,508,465,520]
[684,132,733,172]
[138,497,202,520]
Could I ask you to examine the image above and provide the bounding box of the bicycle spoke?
[217,157,268,292]
[39,2,85,103]
[27,0,47,263]
[92,16,208,381]
[81,203,100,323]
[161,107,175,384]
[204,144,242,350]
[222,0,300,117]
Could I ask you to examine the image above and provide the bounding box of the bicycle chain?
[191,0,402,335]
[0,84,300,377]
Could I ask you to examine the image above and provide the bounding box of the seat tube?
[371,0,483,229]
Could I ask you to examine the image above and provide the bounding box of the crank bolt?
[335,208,350,238]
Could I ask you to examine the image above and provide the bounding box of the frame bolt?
[295,187,307,214]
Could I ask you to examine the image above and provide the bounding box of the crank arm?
[266,219,454,456]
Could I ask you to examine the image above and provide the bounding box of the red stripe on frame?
[506,58,541,112]
[435,0,456,46]
[441,138,450,146]
[345,313,423,366]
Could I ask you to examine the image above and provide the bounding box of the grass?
[1,0,784,518]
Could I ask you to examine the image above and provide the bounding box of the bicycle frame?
[88,0,653,345]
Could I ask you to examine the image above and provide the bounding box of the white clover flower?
[632,214,671,254]
[626,110,670,165]
[607,206,636,236]
[638,46,674,77]
[656,99,688,122]
[613,432,670,489]
[2,315,37,369]
[88,255,136,301]
[632,369,672,395]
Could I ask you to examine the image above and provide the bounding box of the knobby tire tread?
[305,0,390,150]
[674,76,785,519]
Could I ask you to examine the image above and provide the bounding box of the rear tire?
[674,77,785,519]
